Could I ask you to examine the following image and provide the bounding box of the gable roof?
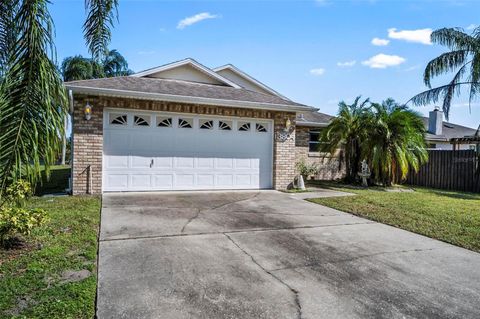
[65,76,314,112]
[421,117,477,142]
[132,58,242,88]
[295,111,334,127]
[213,64,290,100]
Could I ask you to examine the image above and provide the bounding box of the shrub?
[295,158,320,180]
[0,207,48,246]
[0,180,47,248]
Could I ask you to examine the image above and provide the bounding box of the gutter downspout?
[67,90,74,194]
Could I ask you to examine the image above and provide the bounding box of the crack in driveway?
[180,192,261,233]
[224,233,303,319]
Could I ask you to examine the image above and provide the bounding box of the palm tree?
[0,0,118,196]
[410,26,480,121]
[61,55,104,82]
[319,96,371,183]
[58,50,132,164]
[364,99,428,186]
[103,49,133,77]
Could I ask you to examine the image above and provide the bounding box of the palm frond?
[0,0,19,75]
[423,51,470,87]
[83,0,119,60]
[0,0,67,196]
[431,28,478,51]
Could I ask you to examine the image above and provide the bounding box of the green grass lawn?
[308,182,480,252]
[0,195,101,318]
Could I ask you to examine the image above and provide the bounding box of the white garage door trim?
[102,108,274,192]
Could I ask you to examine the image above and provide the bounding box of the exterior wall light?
[275,117,294,142]
[285,118,292,131]
[84,102,92,121]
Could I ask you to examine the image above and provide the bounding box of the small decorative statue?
[358,160,371,187]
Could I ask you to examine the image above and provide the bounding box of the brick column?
[72,96,103,195]
[273,112,296,189]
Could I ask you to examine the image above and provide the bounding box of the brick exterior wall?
[295,126,345,181]
[72,94,297,194]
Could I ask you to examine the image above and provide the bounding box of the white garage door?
[102,109,273,191]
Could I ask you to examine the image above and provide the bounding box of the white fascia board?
[213,64,291,101]
[65,85,316,113]
[132,58,242,89]
[295,121,329,128]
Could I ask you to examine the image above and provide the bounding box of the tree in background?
[0,0,118,196]
[59,50,133,164]
[61,50,133,82]
[319,96,371,183]
[363,99,428,186]
[411,26,480,121]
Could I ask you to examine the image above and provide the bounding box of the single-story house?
[423,108,478,150]
[66,58,335,194]
[65,58,476,195]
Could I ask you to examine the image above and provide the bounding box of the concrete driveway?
[98,190,480,319]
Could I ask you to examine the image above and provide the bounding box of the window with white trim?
[219,120,232,131]
[255,123,268,133]
[134,115,150,127]
[199,119,214,130]
[109,113,128,126]
[157,116,172,128]
[178,118,193,129]
[238,121,251,132]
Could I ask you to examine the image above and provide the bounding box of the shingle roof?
[421,117,477,141]
[295,111,334,126]
[66,76,307,108]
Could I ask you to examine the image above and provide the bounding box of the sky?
[51,0,480,129]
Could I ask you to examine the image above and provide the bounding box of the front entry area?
[102,109,273,191]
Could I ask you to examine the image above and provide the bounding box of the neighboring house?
[423,108,478,150]
[66,58,320,194]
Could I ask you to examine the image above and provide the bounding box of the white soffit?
[132,58,242,89]
[213,64,290,101]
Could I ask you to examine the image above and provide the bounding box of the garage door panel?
[176,174,195,187]
[197,174,215,187]
[153,157,173,169]
[175,157,195,168]
[106,174,128,189]
[103,110,273,191]
[131,156,152,169]
[153,174,173,189]
[216,158,234,169]
[131,174,151,188]
[197,158,214,169]
[217,174,234,187]
[105,155,129,169]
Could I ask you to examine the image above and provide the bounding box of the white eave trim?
[213,64,291,101]
[65,85,316,112]
[132,58,242,89]
[296,121,329,127]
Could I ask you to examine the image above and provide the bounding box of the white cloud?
[337,60,356,67]
[310,68,325,76]
[371,37,390,46]
[387,28,432,45]
[362,54,406,69]
[466,24,478,30]
[177,12,219,29]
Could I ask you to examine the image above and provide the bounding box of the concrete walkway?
[97,190,480,319]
